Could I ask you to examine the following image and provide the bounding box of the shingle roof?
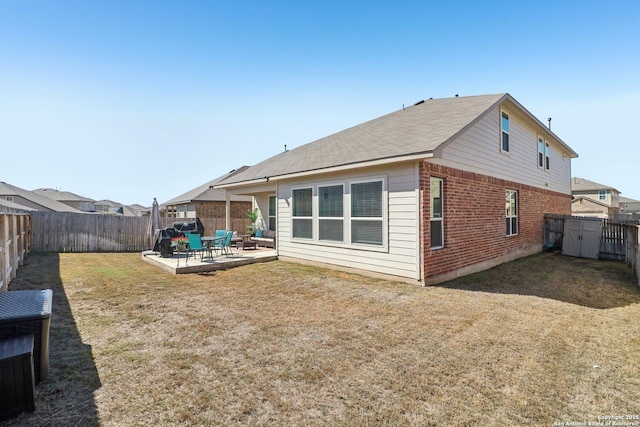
[217,93,576,186]
[571,177,620,193]
[0,181,83,212]
[32,188,95,202]
[163,167,253,205]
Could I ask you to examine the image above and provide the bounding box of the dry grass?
[5,251,640,426]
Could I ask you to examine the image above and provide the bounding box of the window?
[538,137,544,168]
[318,185,344,242]
[292,188,313,239]
[430,177,444,249]
[268,196,277,231]
[351,181,383,246]
[505,190,518,236]
[598,190,607,200]
[5,196,14,202]
[501,111,510,152]
[545,142,550,170]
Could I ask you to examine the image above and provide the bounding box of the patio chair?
[185,231,206,262]
[212,231,234,257]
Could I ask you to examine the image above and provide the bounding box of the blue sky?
[1,1,639,205]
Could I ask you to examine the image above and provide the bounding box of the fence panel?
[600,219,626,260]
[0,213,31,291]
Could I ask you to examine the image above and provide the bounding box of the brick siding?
[421,163,571,280]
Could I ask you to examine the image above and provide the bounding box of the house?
[163,167,253,234]
[32,188,97,212]
[216,93,578,285]
[570,177,620,218]
[620,196,640,217]
[0,181,83,213]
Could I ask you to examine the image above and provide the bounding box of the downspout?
[225,192,231,231]
[415,160,423,282]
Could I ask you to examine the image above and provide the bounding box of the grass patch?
[5,251,640,426]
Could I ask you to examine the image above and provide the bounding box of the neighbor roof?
[217,93,578,187]
[0,181,83,212]
[571,177,621,194]
[32,188,95,202]
[163,167,253,205]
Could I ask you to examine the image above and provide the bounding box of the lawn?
[5,251,640,426]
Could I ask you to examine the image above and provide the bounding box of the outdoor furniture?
[185,232,206,262]
[0,289,53,385]
[211,231,234,257]
[251,229,276,248]
[0,334,36,421]
[238,234,257,250]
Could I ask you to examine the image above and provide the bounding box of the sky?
[1,1,639,205]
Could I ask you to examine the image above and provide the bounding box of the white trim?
[500,109,510,154]
[506,189,518,236]
[429,177,444,249]
[217,153,433,189]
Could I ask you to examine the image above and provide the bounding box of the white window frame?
[537,136,545,168]
[268,195,277,231]
[291,187,313,240]
[350,179,385,247]
[500,109,510,153]
[318,184,344,243]
[430,177,444,249]
[545,142,550,170]
[598,190,607,200]
[5,196,14,202]
[506,190,518,236]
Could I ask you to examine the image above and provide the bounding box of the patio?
[142,245,277,274]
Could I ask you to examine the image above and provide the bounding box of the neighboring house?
[216,93,578,285]
[620,196,640,216]
[571,196,612,219]
[94,199,140,216]
[33,188,97,212]
[163,167,253,232]
[0,181,83,213]
[570,177,620,218]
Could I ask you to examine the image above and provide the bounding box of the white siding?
[276,162,420,280]
[433,106,572,195]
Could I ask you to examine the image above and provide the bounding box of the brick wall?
[421,163,571,281]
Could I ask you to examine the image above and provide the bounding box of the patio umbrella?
[148,197,162,238]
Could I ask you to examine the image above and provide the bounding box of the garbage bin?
[0,289,53,384]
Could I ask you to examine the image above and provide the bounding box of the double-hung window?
[538,137,545,168]
[430,177,444,249]
[501,110,510,152]
[544,142,550,170]
[268,195,277,231]
[505,190,518,236]
[292,188,313,239]
[598,190,607,200]
[351,180,383,246]
[318,185,344,242]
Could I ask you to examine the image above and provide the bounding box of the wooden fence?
[0,213,31,291]
[30,212,250,253]
[544,214,640,286]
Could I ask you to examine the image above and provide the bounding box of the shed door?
[562,219,582,257]
[580,220,602,259]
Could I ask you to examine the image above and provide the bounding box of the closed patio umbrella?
[148,197,162,238]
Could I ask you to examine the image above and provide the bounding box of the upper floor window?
[351,180,383,246]
[430,177,444,249]
[598,190,607,200]
[292,188,313,239]
[506,190,518,236]
[538,137,544,168]
[545,142,550,170]
[501,111,510,152]
[318,185,344,242]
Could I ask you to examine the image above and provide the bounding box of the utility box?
[0,289,53,384]
[0,333,36,421]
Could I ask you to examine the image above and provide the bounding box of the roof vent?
[413,100,424,106]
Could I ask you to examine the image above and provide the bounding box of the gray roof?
[0,198,37,212]
[620,196,640,203]
[163,167,253,205]
[32,188,95,202]
[571,177,621,194]
[0,181,84,212]
[218,93,577,187]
